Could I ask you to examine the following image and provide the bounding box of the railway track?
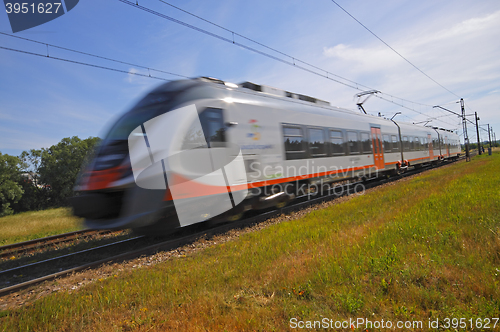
[0,156,468,297]
[0,229,125,260]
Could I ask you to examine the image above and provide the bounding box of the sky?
[1,0,499,156]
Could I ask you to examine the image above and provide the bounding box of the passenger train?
[71,77,461,234]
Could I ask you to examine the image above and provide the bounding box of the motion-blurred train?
[71,77,461,234]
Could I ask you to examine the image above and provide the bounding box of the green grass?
[1,153,499,331]
[0,208,84,246]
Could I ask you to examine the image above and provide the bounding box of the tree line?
[0,136,100,217]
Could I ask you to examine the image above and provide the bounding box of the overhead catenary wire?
[329,0,484,128]
[158,0,465,130]
[0,32,190,80]
[120,0,455,122]
[1,42,461,130]
[375,94,459,128]
[329,0,461,100]
[0,45,171,82]
[155,0,447,114]
[156,0,369,90]
[2,2,464,130]
[0,36,459,130]
[0,35,419,117]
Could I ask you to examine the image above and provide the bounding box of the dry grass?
[1,153,499,331]
[0,208,84,246]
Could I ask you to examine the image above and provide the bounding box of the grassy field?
[1,153,499,331]
[0,208,84,246]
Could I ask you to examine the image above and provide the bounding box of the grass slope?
[1,153,499,331]
[0,208,84,246]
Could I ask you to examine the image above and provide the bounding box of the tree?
[0,153,24,216]
[38,136,101,207]
[19,149,42,186]
[11,149,48,212]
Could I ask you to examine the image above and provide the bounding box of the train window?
[409,137,415,151]
[330,130,345,156]
[403,136,409,151]
[391,135,399,151]
[199,108,226,147]
[347,131,360,154]
[433,138,439,148]
[283,125,306,160]
[383,134,391,152]
[360,132,371,154]
[308,128,326,158]
[283,127,301,136]
[414,137,420,151]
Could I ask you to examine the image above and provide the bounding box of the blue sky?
[1,0,499,156]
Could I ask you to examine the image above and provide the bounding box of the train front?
[71,79,248,234]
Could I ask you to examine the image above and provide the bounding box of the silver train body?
[71,77,461,234]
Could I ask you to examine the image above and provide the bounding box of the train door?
[445,136,449,157]
[428,134,434,160]
[370,127,385,170]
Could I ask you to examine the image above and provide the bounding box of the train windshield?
[104,93,173,141]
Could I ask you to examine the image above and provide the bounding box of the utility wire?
[377,95,458,128]
[155,0,463,130]
[156,0,444,112]
[1,4,460,129]
[122,0,448,116]
[120,0,367,90]
[0,45,170,81]
[0,32,190,80]
[157,0,371,90]
[1,43,459,129]
[330,0,461,99]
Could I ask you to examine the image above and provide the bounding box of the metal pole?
[489,126,493,148]
[475,112,481,155]
[461,99,470,161]
[488,124,492,155]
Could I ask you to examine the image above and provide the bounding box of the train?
[70,77,461,234]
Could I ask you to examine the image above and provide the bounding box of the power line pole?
[488,124,492,155]
[475,112,481,155]
[461,98,470,161]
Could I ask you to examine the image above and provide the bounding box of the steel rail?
[0,229,120,260]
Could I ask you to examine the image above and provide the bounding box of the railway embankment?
[0,208,83,246]
[1,152,499,331]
